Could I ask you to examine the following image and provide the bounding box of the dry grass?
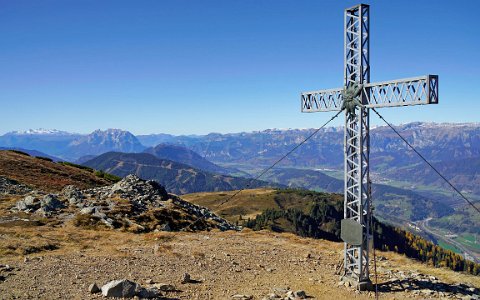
[0,230,59,256]
[72,214,109,230]
[183,188,277,221]
[0,195,23,212]
[0,219,152,260]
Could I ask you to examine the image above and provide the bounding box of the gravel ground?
[0,229,478,300]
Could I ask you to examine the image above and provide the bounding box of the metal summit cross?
[300,4,438,290]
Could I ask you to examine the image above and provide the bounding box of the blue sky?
[0,0,478,135]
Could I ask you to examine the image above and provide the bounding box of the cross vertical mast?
[300,3,438,290]
[343,3,372,285]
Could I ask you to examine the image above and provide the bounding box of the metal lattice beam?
[301,75,439,112]
[343,3,371,284]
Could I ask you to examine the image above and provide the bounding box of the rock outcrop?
[11,175,237,232]
[14,194,65,216]
[0,176,32,195]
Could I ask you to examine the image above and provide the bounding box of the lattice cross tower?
[300,3,439,289]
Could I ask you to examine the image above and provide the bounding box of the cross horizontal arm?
[301,75,438,113]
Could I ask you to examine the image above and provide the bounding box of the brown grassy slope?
[183,188,279,221]
[0,150,110,191]
[183,189,343,223]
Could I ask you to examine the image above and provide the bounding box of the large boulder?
[40,194,65,211]
[61,185,83,199]
[15,195,41,211]
[136,287,161,298]
[61,185,86,207]
[33,194,66,216]
[110,175,169,201]
[80,206,97,215]
[101,279,137,298]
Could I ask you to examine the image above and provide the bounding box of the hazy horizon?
[3,120,480,137]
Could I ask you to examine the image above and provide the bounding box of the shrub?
[58,161,94,172]
[9,150,30,156]
[73,214,106,229]
[94,170,121,183]
[35,156,53,162]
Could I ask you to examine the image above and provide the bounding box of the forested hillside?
[261,168,453,222]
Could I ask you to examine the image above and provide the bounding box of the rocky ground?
[0,174,478,299]
[0,229,479,299]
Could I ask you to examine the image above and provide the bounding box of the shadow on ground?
[377,278,478,298]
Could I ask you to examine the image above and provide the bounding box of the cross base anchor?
[340,276,374,291]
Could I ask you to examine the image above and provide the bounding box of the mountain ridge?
[82,152,278,195]
[2,121,480,167]
[66,129,145,159]
[143,144,234,175]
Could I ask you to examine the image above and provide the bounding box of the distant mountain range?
[136,123,480,201]
[5,129,73,136]
[0,129,144,160]
[139,122,480,171]
[0,130,82,158]
[82,152,277,195]
[2,122,479,197]
[384,156,480,196]
[3,122,479,164]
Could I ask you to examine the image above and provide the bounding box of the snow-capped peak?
[6,128,73,135]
